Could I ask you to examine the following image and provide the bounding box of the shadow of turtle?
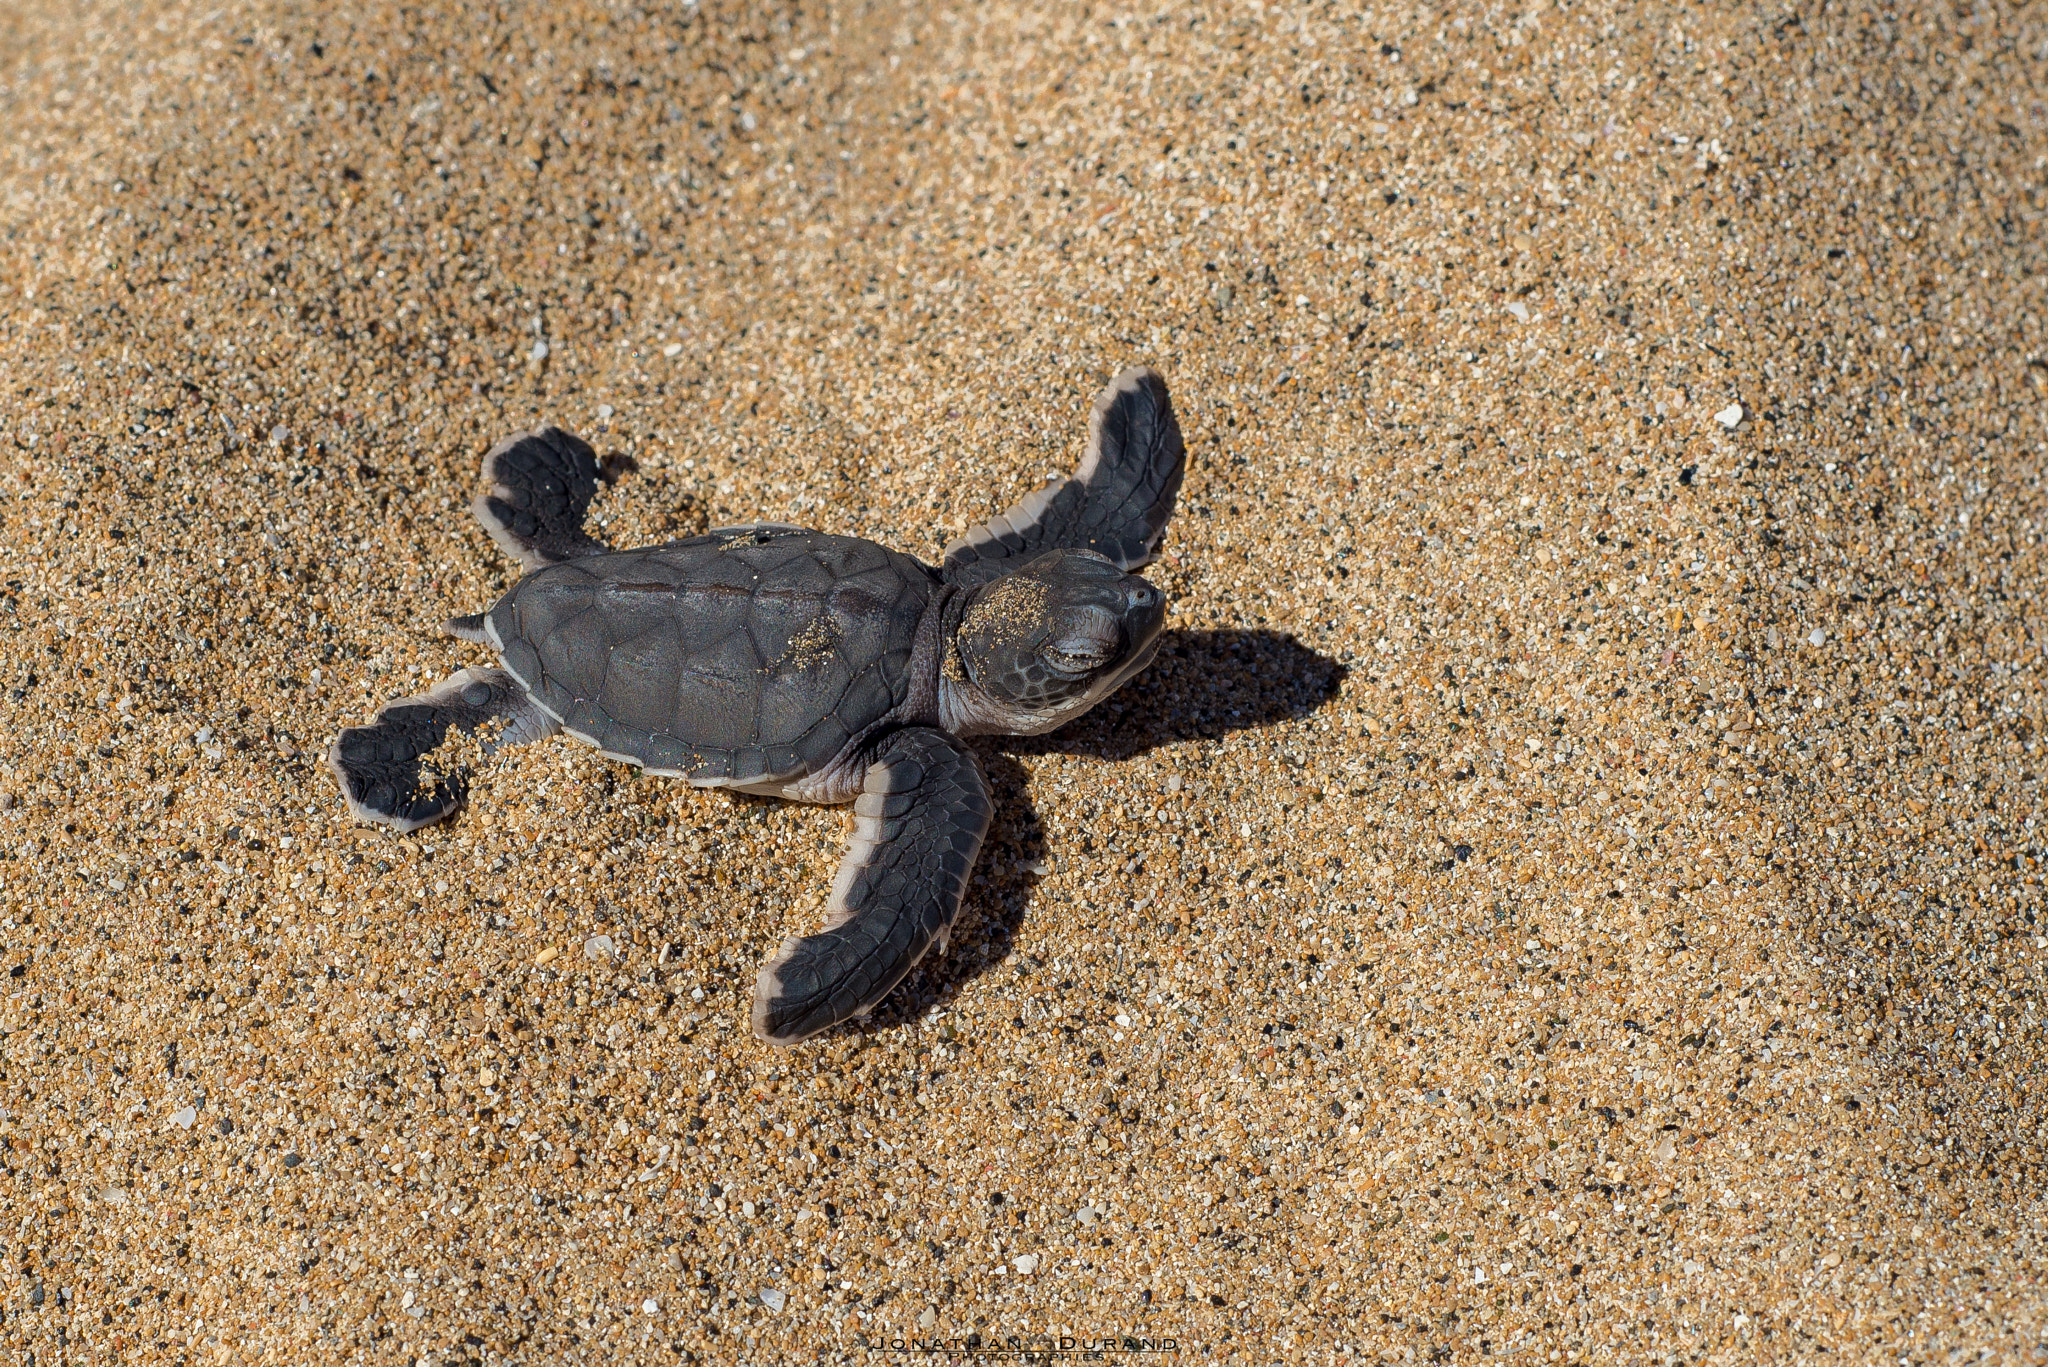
[854,629,1347,1040]
[1004,627,1349,762]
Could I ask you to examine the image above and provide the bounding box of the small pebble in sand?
[758,1288,786,1313]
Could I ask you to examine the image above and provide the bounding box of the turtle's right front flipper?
[752,728,993,1045]
[328,667,560,833]
[472,426,636,572]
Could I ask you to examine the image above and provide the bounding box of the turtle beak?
[1114,574,1168,678]
[1123,574,1166,637]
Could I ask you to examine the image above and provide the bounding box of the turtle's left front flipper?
[328,668,560,833]
[942,365,1186,585]
[752,728,993,1045]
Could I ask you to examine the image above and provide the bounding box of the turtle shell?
[485,528,937,786]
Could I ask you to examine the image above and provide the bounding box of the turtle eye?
[1044,639,1111,675]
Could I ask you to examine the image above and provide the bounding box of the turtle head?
[944,549,1167,736]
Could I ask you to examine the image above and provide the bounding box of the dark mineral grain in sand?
[2,1,2046,1362]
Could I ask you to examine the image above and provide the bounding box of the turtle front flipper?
[327,668,560,833]
[472,426,636,572]
[752,728,992,1045]
[942,365,1186,585]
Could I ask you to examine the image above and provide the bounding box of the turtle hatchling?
[329,366,1185,1044]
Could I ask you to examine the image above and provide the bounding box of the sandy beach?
[2,0,2045,1361]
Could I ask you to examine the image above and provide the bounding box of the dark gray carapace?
[329,367,1186,1044]
[488,531,934,786]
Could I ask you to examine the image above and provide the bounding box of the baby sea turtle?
[329,366,1185,1044]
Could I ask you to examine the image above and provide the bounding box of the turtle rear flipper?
[942,365,1186,584]
[442,613,490,643]
[472,427,636,572]
[752,727,992,1045]
[328,667,560,832]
